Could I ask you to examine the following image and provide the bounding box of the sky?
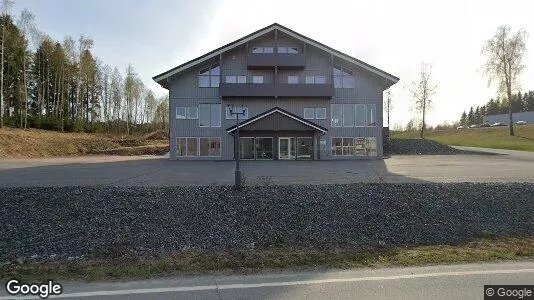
[9,0,534,127]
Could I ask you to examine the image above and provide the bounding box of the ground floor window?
[332,137,377,156]
[239,137,273,159]
[177,137,221,157]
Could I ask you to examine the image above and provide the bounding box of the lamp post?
[229,105,247,190]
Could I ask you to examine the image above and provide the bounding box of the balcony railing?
[247,53,306,69]
[219,83,334,98]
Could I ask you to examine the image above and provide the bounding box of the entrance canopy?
[226,107,327,134]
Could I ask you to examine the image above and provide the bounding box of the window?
[252,76,264,84]
[366,137,377,156]
[199,137,221,157]
[178,137,220,157]
[186,137,198,156]
[177,138,186,156]
[355,104,366,127]
[252,47,273,53]
[288,76,299,84]
[315,108,326,119]
[226,75,247,84]
[198,65,220,88]
[342,104,355,127]
[304,108,315,119]
[331,104,375,127]
[355,138,366,156]
[343,138,355,156]
[176,107,186,119]
[199,104,221,127]
[331,104,342,127]
[226,105,248,119]
[333,66,354,88]
[332,138,343,156]
[367,104,376,126]
[332,137,376,156]
[187,107,198,119]
[305,76,326,84]
[177,107,198,120]
[278,46,298,54]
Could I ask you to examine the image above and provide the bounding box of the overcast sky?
[11,0,534,127]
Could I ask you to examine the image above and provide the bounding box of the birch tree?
[482,25,528,136]
[410,62,437,139]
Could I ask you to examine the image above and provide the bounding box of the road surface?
[1,261,532,299]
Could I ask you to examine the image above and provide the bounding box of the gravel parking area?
[1,183,532,261]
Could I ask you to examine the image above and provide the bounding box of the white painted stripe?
[2,268,533,299]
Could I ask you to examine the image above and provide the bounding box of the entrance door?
[297,137,312,159]
[278,137,295,160]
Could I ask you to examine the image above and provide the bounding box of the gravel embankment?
[389,138,465,155]
[1,183,533,260]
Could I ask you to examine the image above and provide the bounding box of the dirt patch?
[0,127,169,158]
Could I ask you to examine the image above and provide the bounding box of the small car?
[457,125,467,130]
[479,123,491,127]
[468,124,479,128]
[491,122,505,127]
[516,120,528,125]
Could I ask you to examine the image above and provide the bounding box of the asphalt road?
[1,261,532,299]
[0,148,533,186]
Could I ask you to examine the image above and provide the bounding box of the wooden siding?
[168,32,387,160]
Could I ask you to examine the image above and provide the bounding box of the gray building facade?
[153,23,399,160]
[484,111,534,125]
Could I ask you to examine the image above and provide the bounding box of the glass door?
[278,138,295,159]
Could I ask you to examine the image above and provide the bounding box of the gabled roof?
[226,107,327,133]
[153,23,399,88]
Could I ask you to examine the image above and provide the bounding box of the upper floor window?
[226,75,247,84]
[303,107,326,120]
[198,65,220,88]
[199,104,221,127]
[278,46,298,54]
[333,66,354,88]
[176,106,198,120]
[252,47,274,54]
[331,104,375,127]
[252,76,264,84]
[305,76,326,84]
[287,76,299,84]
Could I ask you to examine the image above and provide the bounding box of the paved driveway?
[0,149,533,186]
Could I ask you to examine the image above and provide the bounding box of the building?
[484,111,534,125]
[153,23,399,160]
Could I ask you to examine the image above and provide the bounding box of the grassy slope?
[0,127,169,158]
[2,237,532,281]
[391,125,534,152]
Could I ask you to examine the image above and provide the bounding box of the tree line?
[459,91,534,126]
[0,2,169,134]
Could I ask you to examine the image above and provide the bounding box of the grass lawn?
[391,125,534,152]
[2,237,532,282]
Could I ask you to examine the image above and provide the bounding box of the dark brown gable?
[240,112,317,132]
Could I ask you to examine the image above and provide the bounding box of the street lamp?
[229,105,247,190]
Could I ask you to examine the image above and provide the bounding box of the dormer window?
[278,46,298,54]
[252,47,274,54]
[333,66,355,88]
[198,65,220,88]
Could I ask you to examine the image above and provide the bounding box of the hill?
[0,128,169,158]
[391,125,534,152]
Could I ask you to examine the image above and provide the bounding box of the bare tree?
[410,62,437,139]
[384,90,392,128]
[482,25,527,136]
